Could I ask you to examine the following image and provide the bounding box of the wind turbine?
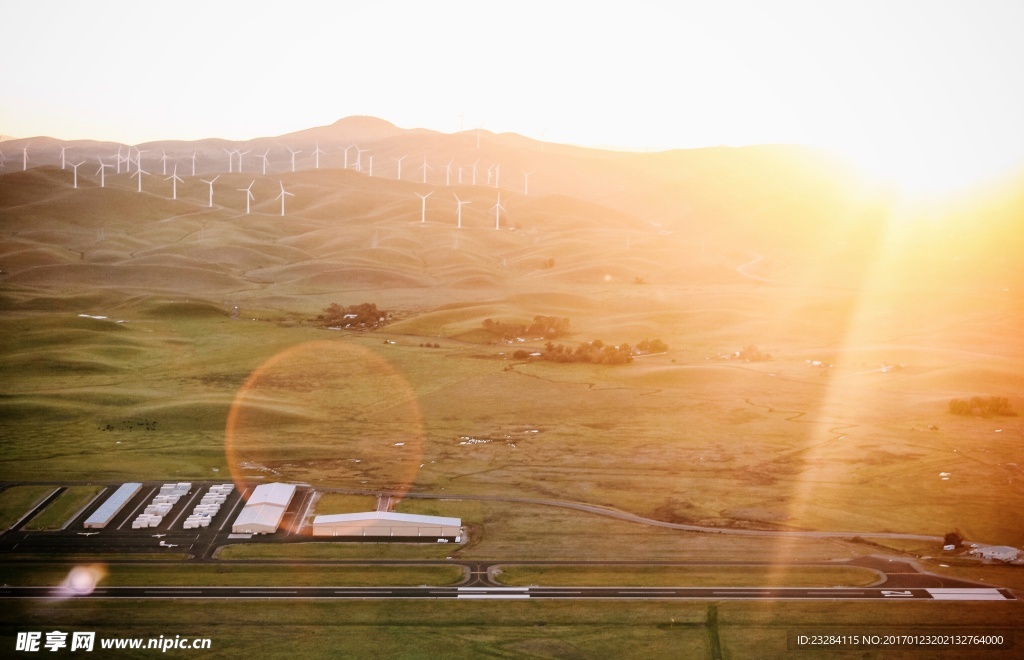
[287,148,302,173]
[392,155,406,181]
[237,149,251,173]
[419,156,431,183]
[59,145,68,169]
[445,159,453,186]
[223,148,236,173]
[95,157,113,188]
[523,171,533,195]
[453,194,470,229]
[200,175,219,208]
[258,150,270,175]
[342,145,353,169]
[471,159,480,185]
[189,150,198,176]
[493,164,500,188]
[354,146,366,172]
[491,192,506,230]
[368,154,374,177]
[415,191,432,223]
[238,180,255,214]
[131,166,149,193]
[133,148,148,173]
[22,144,29,171]
[166,164,184,200]
[116,146,128,174]
[69,160,85,189]
[160,150,169,175]
[312,142,325,169]
[486,164,493,185]
[458,165,463,184]
[275,180,294,216]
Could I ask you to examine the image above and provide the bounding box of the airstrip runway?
[0,585,1014,601]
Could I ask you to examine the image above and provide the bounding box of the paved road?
[0,585,1014,601]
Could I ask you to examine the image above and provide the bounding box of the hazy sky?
[3,0,1023,191]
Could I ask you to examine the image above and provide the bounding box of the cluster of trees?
[541,340,634,365]
[315,302,391,329]
[419,342,442,349]
[948,396,1015,417]
[736,345,772,362]
[637,338,669,353]
[482,316,571,341]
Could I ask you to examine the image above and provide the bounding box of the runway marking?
[143,590,202,595]
[240,590,298,595]
[807,591,864,596]
[457,594,531,599]
[219,489,250,532]
[926,588,1011,601]
[458,587,529,592]
[620,591,676,595]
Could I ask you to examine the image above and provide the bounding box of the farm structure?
[231,483,296,535]
[311,511,462,542]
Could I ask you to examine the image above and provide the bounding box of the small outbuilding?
[971,546,1020,562]
[312,511,462,542]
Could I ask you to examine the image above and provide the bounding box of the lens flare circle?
[225,340,424,513]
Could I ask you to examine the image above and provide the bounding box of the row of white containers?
[132,483,193,529]
[183,484,235,529]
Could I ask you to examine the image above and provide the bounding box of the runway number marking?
[881,590,914,597]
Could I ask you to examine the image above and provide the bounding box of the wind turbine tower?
[258,150,270,175]
[392,155,406,181]
[69,161,85,189]
[354,147,366,172]
[494,164,500,188]
[238,180,255,215]
[342,145,353,169]
[445,159,453,186]
[491,192,506,230]
[523,171,533,195]
[160,150,169,176]
[287,148,302,173]
[131,166,150,193]
[59,145,68,170]
[453,194,470,229]
[471,159,480,185]
[166,164,184,200]
[275,181,294,216]
[368,154,374,177]
[200,175,220,208]
[22,146,28,171]
[420,156,431,184]
[224,148,237,173]
[190,150,198,176]
[237,149,251,173]
[415,191,432,223]
[96,158,112,188]
[312,142,325,169]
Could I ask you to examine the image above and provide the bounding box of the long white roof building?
[311,511,462,539]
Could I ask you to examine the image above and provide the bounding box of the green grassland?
[2,599,1021,659]
[22,485,104,531]
[0,563,463,588]
[0,485,58,530]
[494,564,881,588]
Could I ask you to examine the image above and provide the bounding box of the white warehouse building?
[311,511,462,542]
[231,482,297,535]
